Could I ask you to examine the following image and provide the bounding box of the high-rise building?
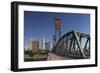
[53,34,56,48]
[53,18,61,47]
[55,18,61,43]
[32,41,39,52]
[29,38,34,50]
[39,38,45,50]
[29,38,39,52]
[45,42,53,49]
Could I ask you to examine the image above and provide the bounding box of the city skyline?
[24,11,90,49]
[27,38,53,51]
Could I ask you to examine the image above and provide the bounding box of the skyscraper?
[39,38,45,50]
[29,38,34,50]
[32,41,39,52]
[55,18,61,43]
[45,42,53,49]
[53,18,61,47]
[29,38,39,52]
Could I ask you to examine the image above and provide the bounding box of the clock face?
[55,19,61,29]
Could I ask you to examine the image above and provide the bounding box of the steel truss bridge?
[52,31,90,59]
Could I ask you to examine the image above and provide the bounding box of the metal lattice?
[52,31,90,59]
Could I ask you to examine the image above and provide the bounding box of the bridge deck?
[47,53,73,60]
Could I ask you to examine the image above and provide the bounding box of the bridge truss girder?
[53,31,90,59]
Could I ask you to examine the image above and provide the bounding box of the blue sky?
[24,11,90,48]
